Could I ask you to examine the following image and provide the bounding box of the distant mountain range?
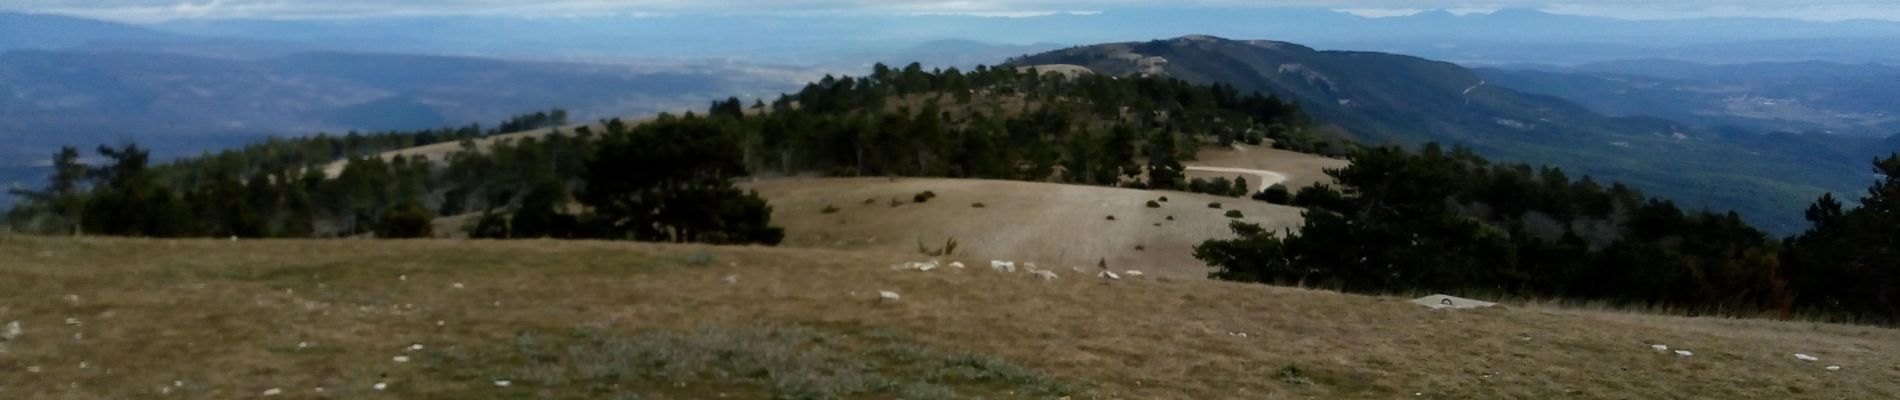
[1011,36,1889,234]
[13,8,1900,66]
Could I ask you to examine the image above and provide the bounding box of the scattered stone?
[1826,365,1842,371]
[948,261,965,269]
[262,388,283,396]
[722,275,739,284]
[1651,344,1669,352]
[2,320,20,340]
[1674,350,1693,357]
[373,382,388,391]
[1032,270,1059,280]
[27,366,42,373]
[1410,294,1497,310]
[408,344,424,352]
[878,291,901,301]
[393,355,411,363]
[297,341,310,349]
[452,283,465,289]
[399,275,408,282]
[64,317,82,326]
[494,380,512,387]
[64,294,82,305]
[1794,353,1819,362]
[1125,270,1145,277]
[1098,270,1121,280]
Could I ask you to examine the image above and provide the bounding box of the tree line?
[1197,144,1900,324]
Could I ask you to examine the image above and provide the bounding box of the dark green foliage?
[1197,144,1794,317]
[375,200,435,239]
[580,115,783,245]
[6,147,87,235]
[1781,155,1900,323]
[1224,210,1243,218]
[1207,202,1222,209]
[1145,200,1161,208]
[913,191,937,203]
[971,202,986,208]
[1291,183,1347,211]
[820,204,841,214]
[1254,184,1291,204]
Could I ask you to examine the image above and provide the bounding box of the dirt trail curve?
[1183,166,1288,194]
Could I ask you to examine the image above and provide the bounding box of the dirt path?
[1183,166,1288,193]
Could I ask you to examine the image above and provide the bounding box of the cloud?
[12,0,1900,22]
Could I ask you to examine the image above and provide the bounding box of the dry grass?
[745,177,1305,279]
[2,236,1895,399]
[1191,143,1350,190]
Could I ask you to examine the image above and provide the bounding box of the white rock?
[879,291,901,301]
[408,344,424,352]
[64,318,81,326]
[373,382,388,391]
[1031,270,1058,280]
[722,275,739,284]
[1410,294,1497,310]
[918,261,939,271]
[948,261,965,269]
[64,294,81,304]
[1674,350,1693,357]
[1125,270,1144,277]
[1651,344,1669,352]
[393,355,411,363]
[399,275,407,282]
[1071,266,1087,273]
[27,366,42,373]
[262,388,283,396]
[452,283,465,289]
[1098,270,1120,280]
[1826,365,1841,371]
[494,380,512,387]
[1023,262,1039,271]
[1794,353,1819,362]
[989,260,1016,272]
[297,341,310,349]
[2,320,21,340]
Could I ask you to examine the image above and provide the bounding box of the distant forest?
[7,63,1900,324]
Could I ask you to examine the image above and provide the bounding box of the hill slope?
[747,177,1306,279]
[2,236,1895,398]
[1010,35,1868,234]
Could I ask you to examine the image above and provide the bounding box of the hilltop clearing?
[746,177,1303,279]
[1,236,1895,399]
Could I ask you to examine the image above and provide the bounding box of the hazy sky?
[11,0,1900,22]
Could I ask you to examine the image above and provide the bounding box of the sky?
[10,0,1900,22]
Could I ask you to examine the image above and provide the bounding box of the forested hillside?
[1009,35,1870,235]
[5,63,1315,241]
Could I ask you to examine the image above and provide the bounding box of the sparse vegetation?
[1224,210,1244,219]
[821,204,841,214]
[1207,202,1223,209]
[1146,200,1161,208]
[914,190,938,203]
[5,236,1897,398]
[970,202,986,208]
[917,237,959,257]
[1278,365,1313,386]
